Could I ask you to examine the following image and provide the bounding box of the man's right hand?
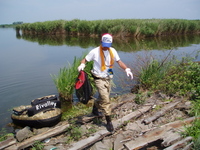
[78,63,85,72]
[125,68,133,80]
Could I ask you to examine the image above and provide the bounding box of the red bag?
[75,71,92,104]
[75,70,86,89]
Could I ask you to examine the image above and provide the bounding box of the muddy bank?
[1,91,194,150]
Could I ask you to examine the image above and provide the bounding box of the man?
[78,33,133,132]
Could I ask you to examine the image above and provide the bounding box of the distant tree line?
[13,21,23,25]
[0,21,23,28]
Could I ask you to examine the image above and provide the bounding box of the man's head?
[101,33,113,48]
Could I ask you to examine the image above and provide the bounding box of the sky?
[0,0,199,24]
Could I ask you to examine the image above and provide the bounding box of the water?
[0,28,87,131]
[0,28,200,132]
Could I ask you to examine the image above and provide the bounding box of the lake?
[0,28,200,132]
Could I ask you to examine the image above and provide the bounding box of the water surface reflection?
[0,28,200,131]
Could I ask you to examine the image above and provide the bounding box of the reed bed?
[18,19,200,37]
[137,53,200,100]
[51,54,93,101]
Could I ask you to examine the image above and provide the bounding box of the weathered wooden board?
[77,94,136,124]
[124,117,195,150]
[0,137,16,150]
[161,130,182,147]
[68,105,152,150]
[113,105,152,128]
[164,136,193,150]
[5,121,70,150]
[142,101,180,124]
[68,130,111,150]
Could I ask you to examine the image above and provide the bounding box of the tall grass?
[51,54,93,101]
[135,50,174,89]
[21,20,65,35]
[138,53,200,100]
[51,57,80,101]
[138,55,174,89]
[19,19,200,37]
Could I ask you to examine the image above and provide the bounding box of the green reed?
[19,19,200,37]
[51,53,93,101]
[139,59,172,89]
[51,57,80,101]
[21,20,65,34]
[138,53,200,100]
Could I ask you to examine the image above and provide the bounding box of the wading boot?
[105,116,114,132]
[92,105,102,117]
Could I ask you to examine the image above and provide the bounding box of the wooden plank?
[68,130,111,150]
[124,117,195,150]
[142,101,180,125]
[161,130,182,147]
[182,142,193,150]
[69,105,152,150]
[0,137,17,150]
[164,136,193,150]
[113,105,152,128]
[77,94,136,124]
[5,121,70,150]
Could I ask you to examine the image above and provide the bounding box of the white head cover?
[101,33,113,47]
